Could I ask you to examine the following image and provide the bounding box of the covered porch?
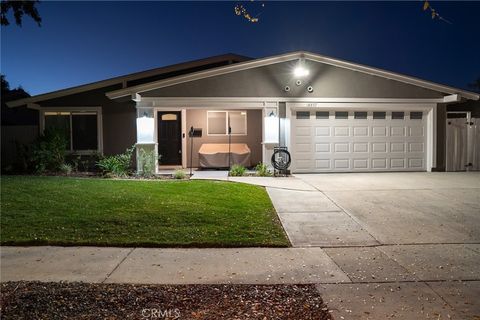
[134,98,281,174]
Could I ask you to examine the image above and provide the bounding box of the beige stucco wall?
[185,109,262,168]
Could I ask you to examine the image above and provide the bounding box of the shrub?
[60,163,73,175]
[255,162,272,177]
[96,145,134,177]
[68,153,101,172]
[229,164,246,177]
[138,148,160,177]
[173,169,186,179]
[31,129,67,173]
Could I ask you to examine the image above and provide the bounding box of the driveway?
[268,172,480,247]
[267,172,480,319]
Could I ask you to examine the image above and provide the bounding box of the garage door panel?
[296,159,314,170]
[315,143,330,153]
[390,158,406,168]
[409,126,424,137]
[372,126,387,136]
[372,142,387,153]
[391,142,406,152]
[334,143,349,153]
[334,127,349,136]
[292,109,427,173]
[334,159,350,169]
[353,142,369,153]
[315,159,331,169]
[295,152,313,160]
[408,158,424,168]
[296,126,311,136]
[296,143,311,152]
[409,142,424,152]
[353,126,369,136]
[391,126,406,136]
[295,136,311,144]
[353,159,369,169]
[372,158,387,169]
[315,127,330,136]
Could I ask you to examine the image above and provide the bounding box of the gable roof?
[7,53,250,107]
[106,51,479,101]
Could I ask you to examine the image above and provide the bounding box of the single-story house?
[6,51,480,173]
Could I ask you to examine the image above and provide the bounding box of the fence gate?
[446,112,480,171]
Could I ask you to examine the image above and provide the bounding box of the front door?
[157,111,182,165]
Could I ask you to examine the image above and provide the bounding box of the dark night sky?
[1,1,479,96]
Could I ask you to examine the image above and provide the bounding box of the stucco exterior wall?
[185,109,262,168]
[142,60,446,99]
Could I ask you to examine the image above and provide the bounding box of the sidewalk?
[1,246,348,284]
[2,245,479,319]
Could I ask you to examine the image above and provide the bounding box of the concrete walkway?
[1,246,348,284]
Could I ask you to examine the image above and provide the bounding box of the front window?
[44,111,100,152]
[207,111,247,135]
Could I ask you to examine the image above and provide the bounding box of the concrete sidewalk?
[0,246,348,284]
[2,244,479,318]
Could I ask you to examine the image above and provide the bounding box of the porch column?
[262,102,279,170]
[135,106,157,174]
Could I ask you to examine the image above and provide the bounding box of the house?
[6,51,480,173]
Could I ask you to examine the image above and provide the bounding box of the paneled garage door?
[291,110,427,172]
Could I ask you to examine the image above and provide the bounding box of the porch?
[134,100,281,174]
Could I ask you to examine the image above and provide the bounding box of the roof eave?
[106,50,480,101]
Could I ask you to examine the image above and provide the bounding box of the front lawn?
[0,176,289,247]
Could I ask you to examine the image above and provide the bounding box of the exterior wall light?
[136,113,155,143]
[293,66,309,78]
[264,106,279,144]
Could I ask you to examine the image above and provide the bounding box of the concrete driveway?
[268,172,480,247]
[267,172,480,319]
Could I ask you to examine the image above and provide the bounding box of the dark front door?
[157,111,182,165]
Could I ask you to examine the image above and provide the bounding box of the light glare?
[294,66,309,77]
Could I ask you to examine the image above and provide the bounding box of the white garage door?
[292,110,427,172]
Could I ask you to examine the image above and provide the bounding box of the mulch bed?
[0,282,332,320]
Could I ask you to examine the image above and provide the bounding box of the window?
[44,110,100,152]
[207,111,247,135]
[354,112,367,119]
[316,111,329,119]
[296,111,310,119]
[392,112,404,120]
[410,111,423,120]
[207,111,227,134]
[373,112,386,119]
[229,111,247,135]
[335,111,348,119]
[161,113,177,121]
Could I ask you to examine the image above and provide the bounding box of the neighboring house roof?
[107,51,479,101]
[7,53,250,108]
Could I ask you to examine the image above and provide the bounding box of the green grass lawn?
[0,176,289,247]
